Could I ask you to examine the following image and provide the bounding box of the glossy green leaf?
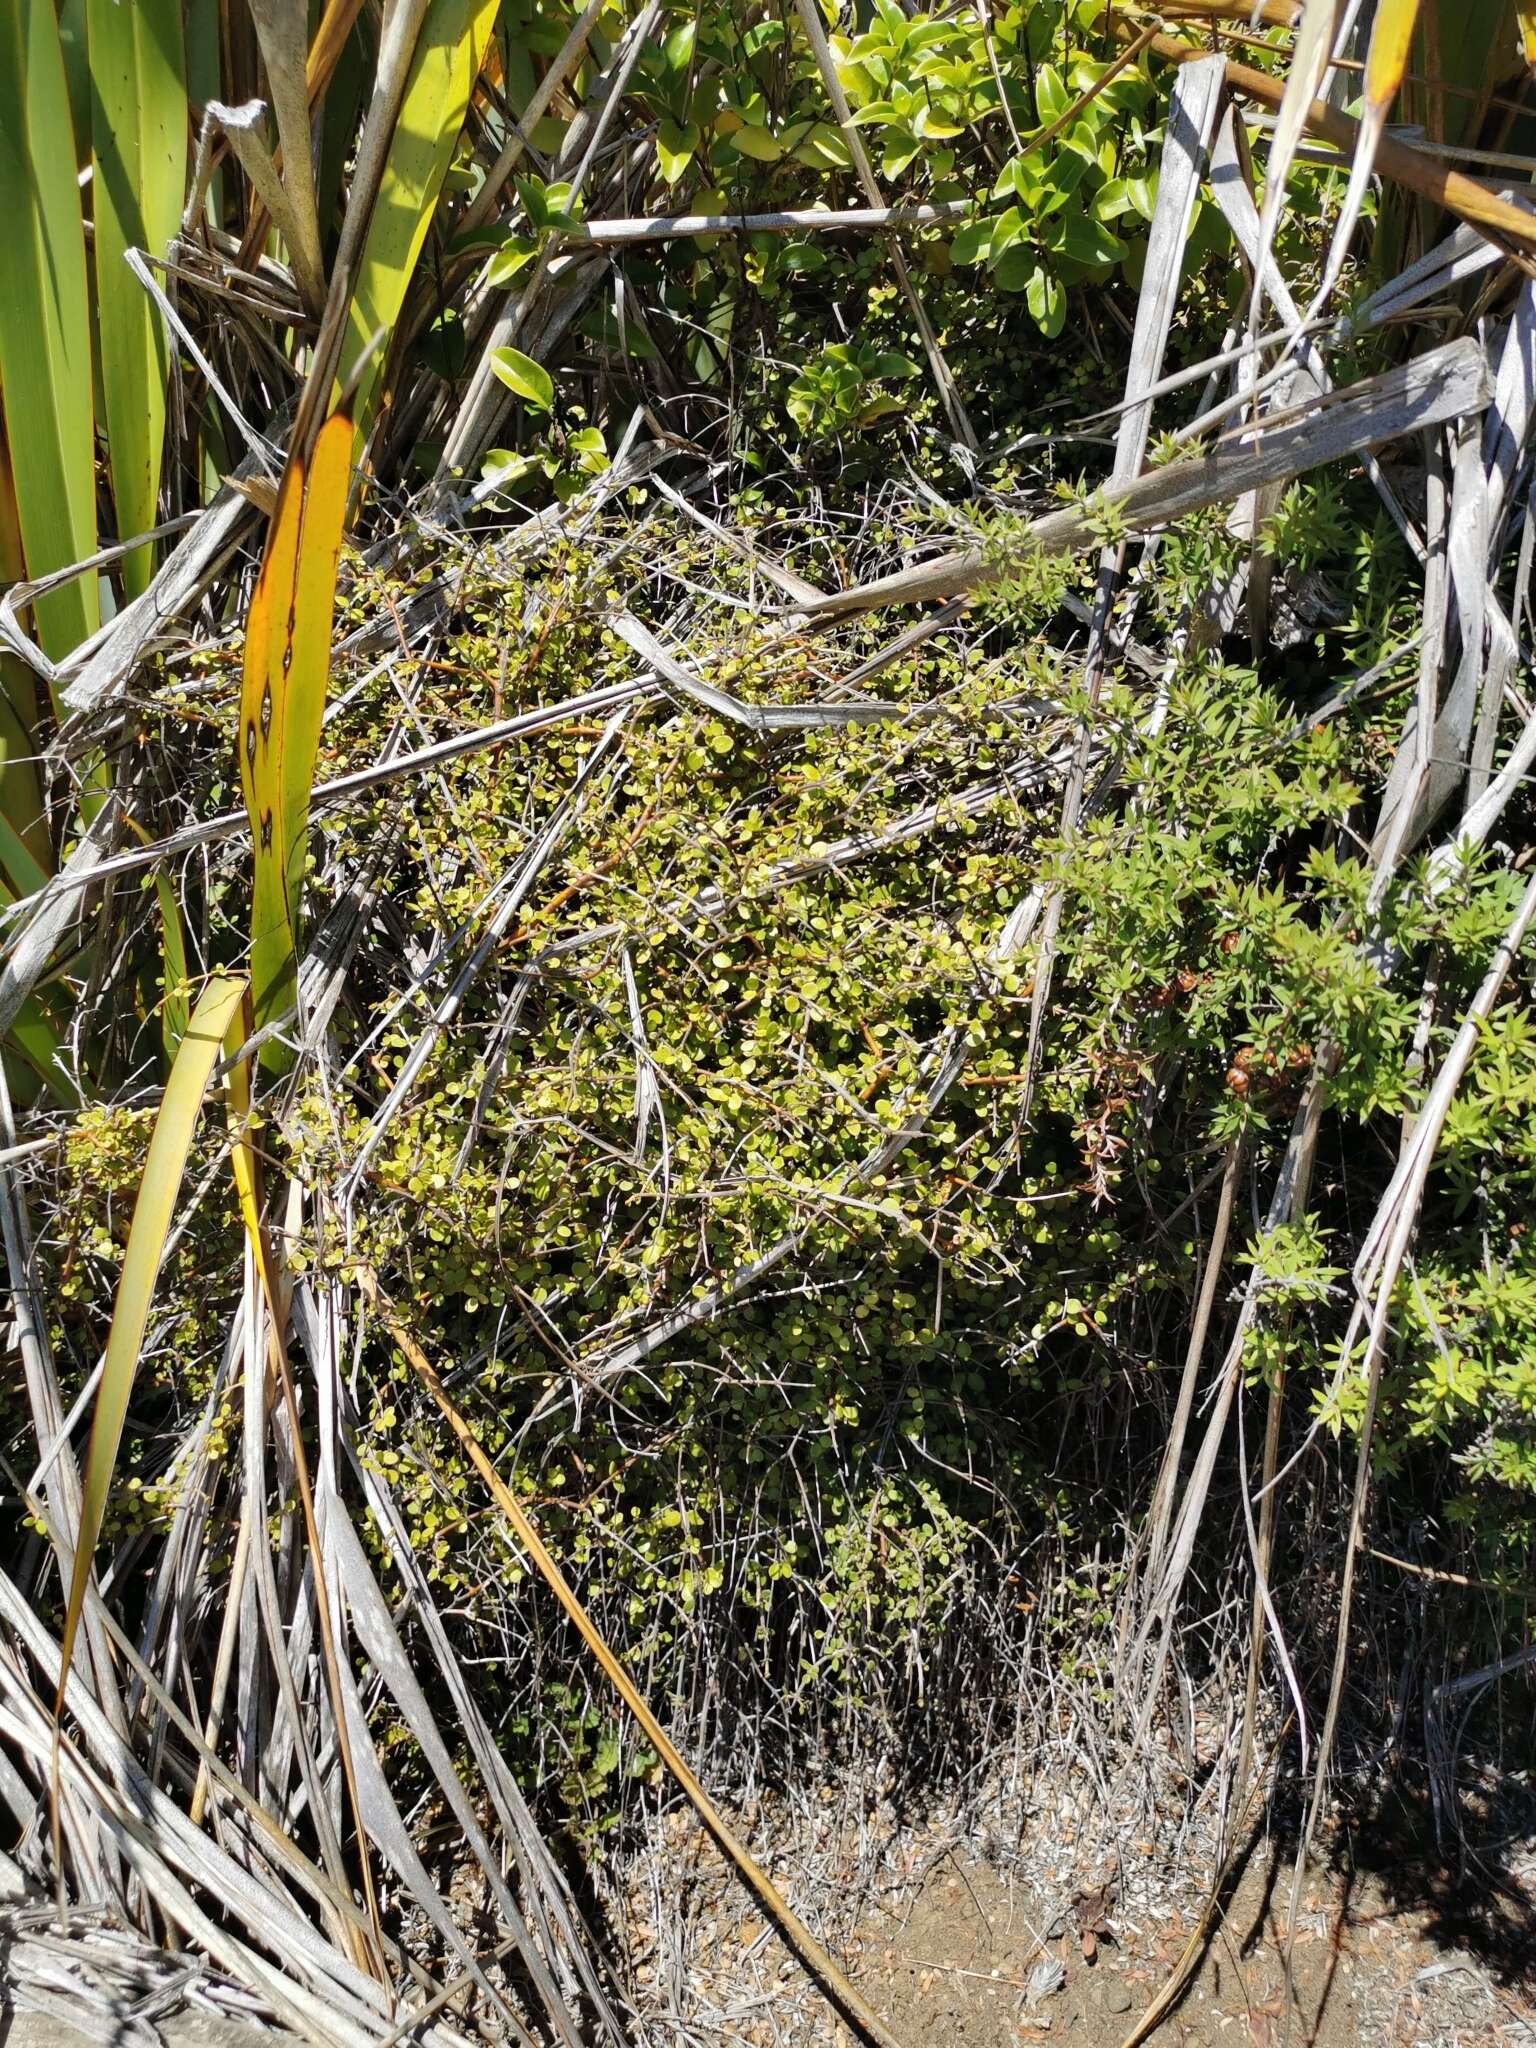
[992,243,1036,293]
[490,346,554,413]
[1026,264,1066,337]
[657,117,700,184]
[1033,63,1068,124]
[484,234,537,286]
[1049,213,1126,269]
[881,128,922,178]
[732,124,784,163]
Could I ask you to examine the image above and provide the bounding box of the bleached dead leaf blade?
[806,337,1493,613]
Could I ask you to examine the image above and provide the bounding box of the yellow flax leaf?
[56,974,250,1703]
[238,409,352,1060]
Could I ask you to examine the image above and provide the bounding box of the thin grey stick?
[562,200,969,244]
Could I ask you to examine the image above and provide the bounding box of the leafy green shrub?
[313,494,1532,1715]
[785,340,920,436]
[18,0,1534,1831]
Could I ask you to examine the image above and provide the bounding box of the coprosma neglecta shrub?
[37,467,1536,1824]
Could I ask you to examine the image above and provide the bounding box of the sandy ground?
[614,1783,1536,2048]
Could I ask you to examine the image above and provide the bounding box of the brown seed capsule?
[1176,968,1199,994]
[1219,930,1240,955]
[1227,1067,1250,1094]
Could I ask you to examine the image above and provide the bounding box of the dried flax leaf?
[59,463,265,714]
[0,1604,398,2041]
[1113,55,1226,485]
[563,199,968,245]
[1468,580,1526,806]
[325,1345,618,2035]
[1347,219,1505,334]
[73,1540,386,1957]
[1426,418,1494,806]
[1207,110,1420,566]
[1135,24,1536,255]
[1374,284,1536,859]
[610,611,903,732]
[245,0,327,314]
[804,337,1493,614]
[1435,691,1536,886]
[1481,283,1536,516]
[1252,0,1340,326]
[205,100,321,308]
[328,1514,586,2046]
[1316,0,1422,306]
[235,1258,366,1955]
[328,1640,531,2041]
